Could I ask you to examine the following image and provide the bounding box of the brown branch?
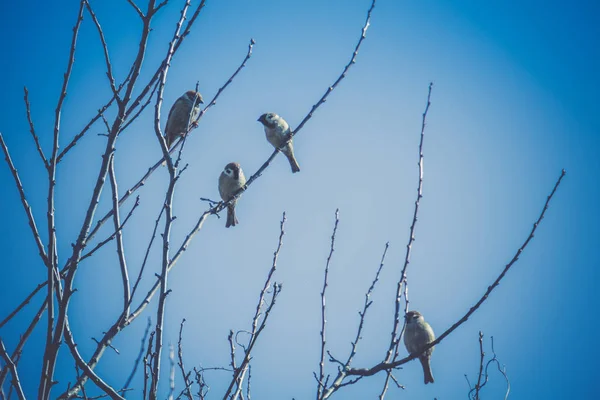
[23,87,48,168]
[316,210,340,400]
[0,340,26,400]
[0,133,48,265]
[345,169,566,377]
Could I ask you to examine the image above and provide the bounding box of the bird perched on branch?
[404,310,436,384]
[164,90,204,148]
[218,162,246,228]
[257,113,300,173]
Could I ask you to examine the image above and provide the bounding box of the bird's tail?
[283,146,300,173]
[419,356,434,384]
[226,204,238,228]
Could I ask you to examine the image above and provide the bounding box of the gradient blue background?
[1,0,598,398]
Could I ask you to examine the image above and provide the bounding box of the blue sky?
[0,0,598,398]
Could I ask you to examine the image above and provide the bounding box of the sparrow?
[257,113,300,173]
[218,162,246,228]
[164,90,204,148]
[404,310,436,384]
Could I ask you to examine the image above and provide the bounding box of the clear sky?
[0,0,598,398]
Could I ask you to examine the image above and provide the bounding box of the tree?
[0,0,567,399]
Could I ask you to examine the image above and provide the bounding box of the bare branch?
[473,331,485,400]
[149,2,194,396]
[80,196,140,263]
[123,318,152,390]
[345,169,567,377]
[108,155,131,315]
[56,94,118,163]
[224,213,287,400]
[321,242,390,399]
[0,299,47,389]
[23,87,48,168]
[379,82,433,399]
[143,331,156,400]
[153,0,170,14]
[177,319,194,400]
[130,205,165,303]
[194,38,255,125]
[467,335,511,400]
[39,1,86,396]
[62,318,126,400]
[291,0,376,137]
[73,33,250,263]
[317,209,340,400]
[0,340,26,400]
[168,344,176,400]
[221,0,377,210]
[126,0,144,19]
[56,1,160,397]
[0,133,48,264]
[0,279,47,330]
[84,0,119,98]
[120,80,159,133]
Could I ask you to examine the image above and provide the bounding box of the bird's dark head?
[257,112,277,127]
[185,90,204,105]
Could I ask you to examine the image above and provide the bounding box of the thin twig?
[321,242,390,398]
[177,319,194,400]
[317,210,340,400]
[168,344,176,400]
[223,214,287,400]
[0,299,47,389]
[123,318,152,390]
[0,133,48,264]
[473,331,485,400]
[23,87,48,168]
[84,0,119,97]
[108,155,131,316]
[80,196,140,263]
